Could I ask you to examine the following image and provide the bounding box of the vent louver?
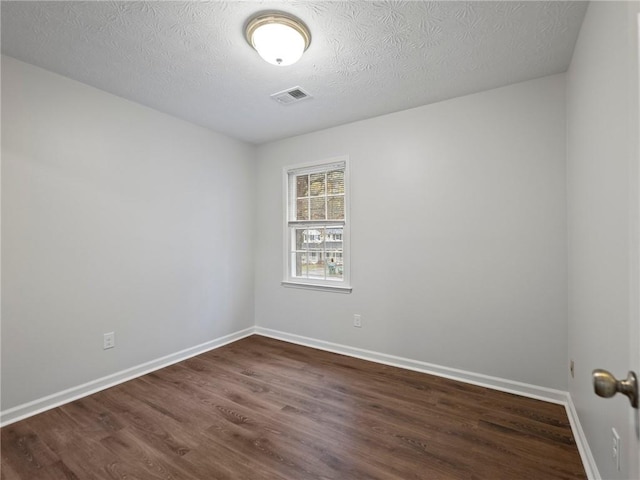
[271,86,312,105]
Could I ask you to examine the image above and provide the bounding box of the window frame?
[281,156,351,293]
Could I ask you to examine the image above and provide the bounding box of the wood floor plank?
[1,335,586,479]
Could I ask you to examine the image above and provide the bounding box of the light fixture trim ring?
[245,12,312,52]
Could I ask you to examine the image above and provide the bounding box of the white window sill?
[281,281,352,294]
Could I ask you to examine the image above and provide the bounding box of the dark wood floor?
[1,335,586,479]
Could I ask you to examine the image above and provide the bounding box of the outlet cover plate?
[612,427,620,471]
[103,332,115,350]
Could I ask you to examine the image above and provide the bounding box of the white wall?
[255,75,568,390]
[1,56,256,410]
[567,2,640,479]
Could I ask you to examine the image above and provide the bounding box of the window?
[283,157,350,292]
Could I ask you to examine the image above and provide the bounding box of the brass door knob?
[592,369,638,409]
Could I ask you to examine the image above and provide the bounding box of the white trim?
[254,327,567,403]
[281,281,352,293]
[286,158,346,176]
[1,324,597,480]
[0,327,255,427]
[565,395,601,480]
[288,220,346,227]
[282,155,351,289]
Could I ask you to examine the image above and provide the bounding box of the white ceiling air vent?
[270,86,312,105]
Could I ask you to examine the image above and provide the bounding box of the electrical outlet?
[353,314,362,328]
[103,332,115,350]
[612,427,621,471]
[570,359,575,378]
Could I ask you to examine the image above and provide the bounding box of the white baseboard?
[564,395,601,480]
[1,324,598,480]
[254,327,567,403]
[254,327,599,480]
[0,327,255,427]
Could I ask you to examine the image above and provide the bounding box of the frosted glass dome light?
[245,13,311,66]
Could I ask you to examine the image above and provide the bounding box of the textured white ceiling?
[1,1,587,145]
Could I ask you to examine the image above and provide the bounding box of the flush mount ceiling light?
[245,12,311,66]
